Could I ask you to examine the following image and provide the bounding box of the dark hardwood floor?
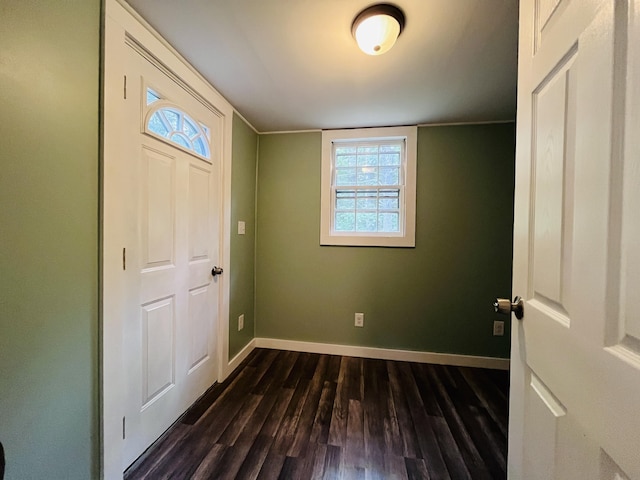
[125,348,509,480]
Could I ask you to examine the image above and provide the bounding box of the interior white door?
[509,0,640,479]
[121,44,221,468]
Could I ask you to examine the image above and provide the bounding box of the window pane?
[379,153,400,166]
[201,124,211,140]
[357,145,378,154]
[335,145,357,155]
[335,168,357,186]
[379,189,400,209]
[193,137,207,156]
[148,112,169,137]
[357,167,377,186]
[336,198,355,210]
[356,212,377,232]
[380,144,401,153]
[356,190,377,209]
[171,132,190,148]
[163,109,179,130]
[357,154,378,166]
[336,154,356,167]
[335,212,355,231]
[336,190,356,210]
[378,212,400,232]
[183,117,198,137]
[379,167,399,185]
[146,89,161,105]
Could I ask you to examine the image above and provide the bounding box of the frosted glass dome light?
[352,4,405,56]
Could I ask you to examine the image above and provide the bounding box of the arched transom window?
[144,87,211,160]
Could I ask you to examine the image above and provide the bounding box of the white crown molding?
[417,119,515,127]
[259,128,323,135]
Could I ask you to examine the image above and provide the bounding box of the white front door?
[509,0,640,479]
[119,44,222,468]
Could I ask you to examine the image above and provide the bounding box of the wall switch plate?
[493,320,505,336]
[238,314,244,331]
[355,312,364,327]
[238,221,246,235]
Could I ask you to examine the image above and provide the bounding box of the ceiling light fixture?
[352,4,406,56]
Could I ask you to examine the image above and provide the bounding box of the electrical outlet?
[355,312,364,327]
[493,320,505,336]
[238,314,244,331]
[238,221,246,235]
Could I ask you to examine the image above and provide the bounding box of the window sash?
[331,186,404,235]
[330,139,406,236]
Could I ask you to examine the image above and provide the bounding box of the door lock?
[494,296,524,320]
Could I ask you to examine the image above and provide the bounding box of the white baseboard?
[222,338,257,380]
[254,337,510,370]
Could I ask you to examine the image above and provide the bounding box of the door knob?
[494,296,524,319]
[211,266,223,277]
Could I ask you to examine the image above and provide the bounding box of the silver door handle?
[494,296,524,319]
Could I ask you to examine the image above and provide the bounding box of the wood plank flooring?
[125,348,509,480]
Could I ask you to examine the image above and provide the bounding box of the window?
[321,126,417,247]
[144,87,211,160]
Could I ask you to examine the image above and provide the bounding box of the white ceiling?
[125,0,519,133]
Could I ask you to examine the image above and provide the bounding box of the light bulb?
[354,13,401,56]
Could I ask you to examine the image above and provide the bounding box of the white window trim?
[320,126,417,247]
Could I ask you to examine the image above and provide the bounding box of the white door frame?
[102,1,234,478]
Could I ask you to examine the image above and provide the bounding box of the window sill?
[320,232,415,248]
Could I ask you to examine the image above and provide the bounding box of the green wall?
[255,124,515,358]
[229,113,258,358]
[0,1,100,479]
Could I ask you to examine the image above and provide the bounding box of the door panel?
[616,0,640,353]
[511,0,640,479]
[523,373,566,480]
[141,296,175,407]
[141,147,176,269]
[188,164,211,262]
[531,49,575,313]
[188,285,211,372]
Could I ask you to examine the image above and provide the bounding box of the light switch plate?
[238,221,246,235]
